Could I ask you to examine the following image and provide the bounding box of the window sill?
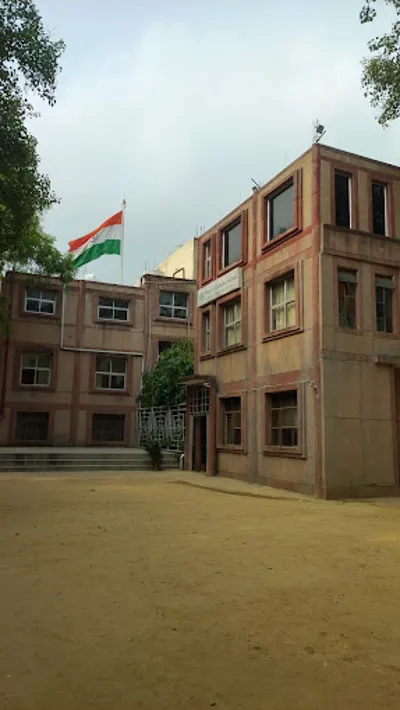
[17,385,54,392]
[217,445,245,455]
[217,259,244,278]
[216,344,246,357]
[95,318,132,327]
[263,326,302,343]
[200,352,214,361]
[20,311,60,320]
[262,227,300,253]
[155,316,189,325]
[263,445,305,459]
[91,389,131,397]
[335,326,363,335]
[374,330,398,339]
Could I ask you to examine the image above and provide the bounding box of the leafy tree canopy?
[141,339,194,408]
[0,0,75,283]
[361,0,400,125]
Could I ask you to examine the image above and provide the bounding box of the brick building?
[0,271,196,446]
[185,144,400,498]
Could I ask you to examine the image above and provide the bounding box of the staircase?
[0,447,180,474]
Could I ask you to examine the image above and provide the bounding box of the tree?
[360,0,400,125]
[0,0,75,282]
[141,340,194,408]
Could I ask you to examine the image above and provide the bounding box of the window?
[268,391,298,447]
[91,414,125,442]
[20,353,52,387]
[222,219,241,268]
[268,180,294,241]
[25,288,56,315]
[372,182,387,236]
[204,241,212,279]
[223,300,241,348]
[376,275,394,333]
[222,397,242,446]
[16,412,49,442]
[98,297,129,321]
[338,269,357,329]
[202,311,211,352]
[335,172,351,228]
[159,291,188,319]
[158,341,174,358]
[270,273,295,331]
[95,356,127,390]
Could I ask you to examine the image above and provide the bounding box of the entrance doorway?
[189,385,210,472]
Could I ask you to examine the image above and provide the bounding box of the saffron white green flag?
[68,210,123,268]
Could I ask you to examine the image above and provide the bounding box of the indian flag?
[68,210,123,268]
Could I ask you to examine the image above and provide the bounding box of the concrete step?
[0,448,180,473]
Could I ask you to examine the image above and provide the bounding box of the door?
[193,415,208,471]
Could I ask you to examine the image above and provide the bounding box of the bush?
[144,439,163,470]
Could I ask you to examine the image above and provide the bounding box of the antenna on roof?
[251,178,261,192]
[313,118,326,144]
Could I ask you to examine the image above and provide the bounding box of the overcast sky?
[32,0,399,285]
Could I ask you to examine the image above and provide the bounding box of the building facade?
[0,272,196,447]
[185,144,400,498]
[155,238,198,280]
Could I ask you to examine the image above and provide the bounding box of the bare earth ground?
[1,473,400,710]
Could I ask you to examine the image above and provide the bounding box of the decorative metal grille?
[138,403,186,452]
[189,386,210,416]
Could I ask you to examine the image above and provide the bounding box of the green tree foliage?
[141,339,194,408]
[360,0,400,125]
[0,0,75,280]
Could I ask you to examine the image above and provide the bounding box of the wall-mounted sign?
[198,267,242,307]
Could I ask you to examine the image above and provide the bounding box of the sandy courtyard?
[1,472,400,709]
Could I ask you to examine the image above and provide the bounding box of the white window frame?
[95,356,127,391]
[159,291,188,320]
[270,273,295,332]
[203,311,211,352]
[204,241,212,279]
[24,288,57,315]
[97,297,130,322]
[20,353,52,387]
[223,300,241,348]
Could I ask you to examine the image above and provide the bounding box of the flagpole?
[121,198,126,284]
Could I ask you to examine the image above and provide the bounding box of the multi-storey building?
[185,143,400,498]
[0,271,196,446]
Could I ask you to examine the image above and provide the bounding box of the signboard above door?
[197,267,242,307]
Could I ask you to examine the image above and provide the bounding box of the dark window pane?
[268,391,298,448]
[160,292,173,306]
[174,293,188,308]
[25,300,40,312]
[159,341,173,356]
[338,272,357,329]
[372,183,386,236]
[112,358,127,374]
[335,173,351,228]
[223,220,242,267]
[110,375,125,389]
[92,414,125,442]
[99,297,113,307]
[16,412,49,442]
[160,305,172,317]
[376,283,393,333]
[96,373,109,389]
[40,301,54,314]
[98,308,113,319]
[174,308,187,319]
[114,299,129,309]
[21,369,35,385]
[269,182,294,240]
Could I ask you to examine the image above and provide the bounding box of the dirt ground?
[1,473,400,710]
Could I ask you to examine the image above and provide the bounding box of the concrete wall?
[156,239,198,280]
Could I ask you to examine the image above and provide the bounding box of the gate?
[137,403,186,452]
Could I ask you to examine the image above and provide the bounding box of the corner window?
[376,275,394,333]
[372,182,387,236]
[222,219,241,268]
[222,397,242,446]
[267,391,298,447]
[338,269,357,329]
[202,311,211,352]
[98,297,129,321]
[204,240,212,279]
[20,353,52,387]
[25,288,56,315]
[95,355,127,390]
[223,300,241,348]
[270,272,295,331]
[92,414,125,442]
[159,291,188,319]
[335,172,351,228]
[16,412,49,442]
[267,179,294,241]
